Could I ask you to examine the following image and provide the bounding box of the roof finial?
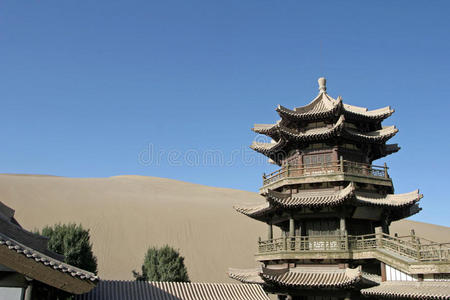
[318,77,326,93]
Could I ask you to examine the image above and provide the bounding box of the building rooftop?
[75,280,270,300]
[251,77,399,165]
[234,184,422,221]
[0,201,98,294]
[229,265,378,289]
[275,78,394,122]
[360,281,450,300]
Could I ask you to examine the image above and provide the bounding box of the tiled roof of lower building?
[0,233,98,283]
[261,265,363,288]
[360,281,450,300]
[0,200,98,294]
[75,280,270,300]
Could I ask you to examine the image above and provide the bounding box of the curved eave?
[250,139,286,155]
[385,143,401,154]
[261,266,362,289]
[252,123,278,134]
[355,190,423,207]
[265,183,355,208]
[276,93,342,121]
[343,125,398,143]
[252,123,281,139]
[233,202,272,219]
[371,144,401,161]
[343,104,394,121]
[278,115,345,142]
[228,268,265,284]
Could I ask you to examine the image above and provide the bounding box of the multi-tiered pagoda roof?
[251,78,399,165]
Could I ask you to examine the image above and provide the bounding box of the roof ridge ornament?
[318,77,326,93]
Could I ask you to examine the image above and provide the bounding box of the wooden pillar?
[339,155,344,172]
[24,280,33,300]
[340,216,348,249]
[295,222,301,237]
[380,261,387,282]
[289,217,295,237]
[375,227,383,248]
[268,223,273,240]
[340,217,347,235]
[382,218,390,235]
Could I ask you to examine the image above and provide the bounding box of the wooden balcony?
[260,159,392,193]
[256,233,450,274]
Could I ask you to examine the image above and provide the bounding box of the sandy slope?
[0,174,448,283]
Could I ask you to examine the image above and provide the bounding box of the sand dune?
[1,174,448,283]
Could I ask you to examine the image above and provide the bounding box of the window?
[305,143,328,150]
[343,143,358,150]
[303,153,332,166]
[305,121,326,129]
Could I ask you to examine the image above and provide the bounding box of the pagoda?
[229,78,450,300]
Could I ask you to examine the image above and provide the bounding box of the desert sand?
[1,174,448,283]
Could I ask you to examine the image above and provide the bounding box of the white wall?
[386,264,450,282]
[0,287,22,300]
[386,265,418,281]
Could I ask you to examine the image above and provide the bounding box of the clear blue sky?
[1,1,449,226]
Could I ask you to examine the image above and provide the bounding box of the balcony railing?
[257,233,450,262]
[262,159,389,186]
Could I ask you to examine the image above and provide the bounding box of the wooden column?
[380,261,387,282]
[340,216,348,249]
[295,222,301,237]
[340,217,347,235]
[289,217,295,237]
[24,280,33,300]
[382,218,390,235]
[268,223,273,240]
[375,227,383,248]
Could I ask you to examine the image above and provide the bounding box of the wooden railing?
[262,159,389,186]
[258,233,450,262]
[258,235,348,253]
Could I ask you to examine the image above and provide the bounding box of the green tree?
[39,223,98,274]
[133,245,189,282]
